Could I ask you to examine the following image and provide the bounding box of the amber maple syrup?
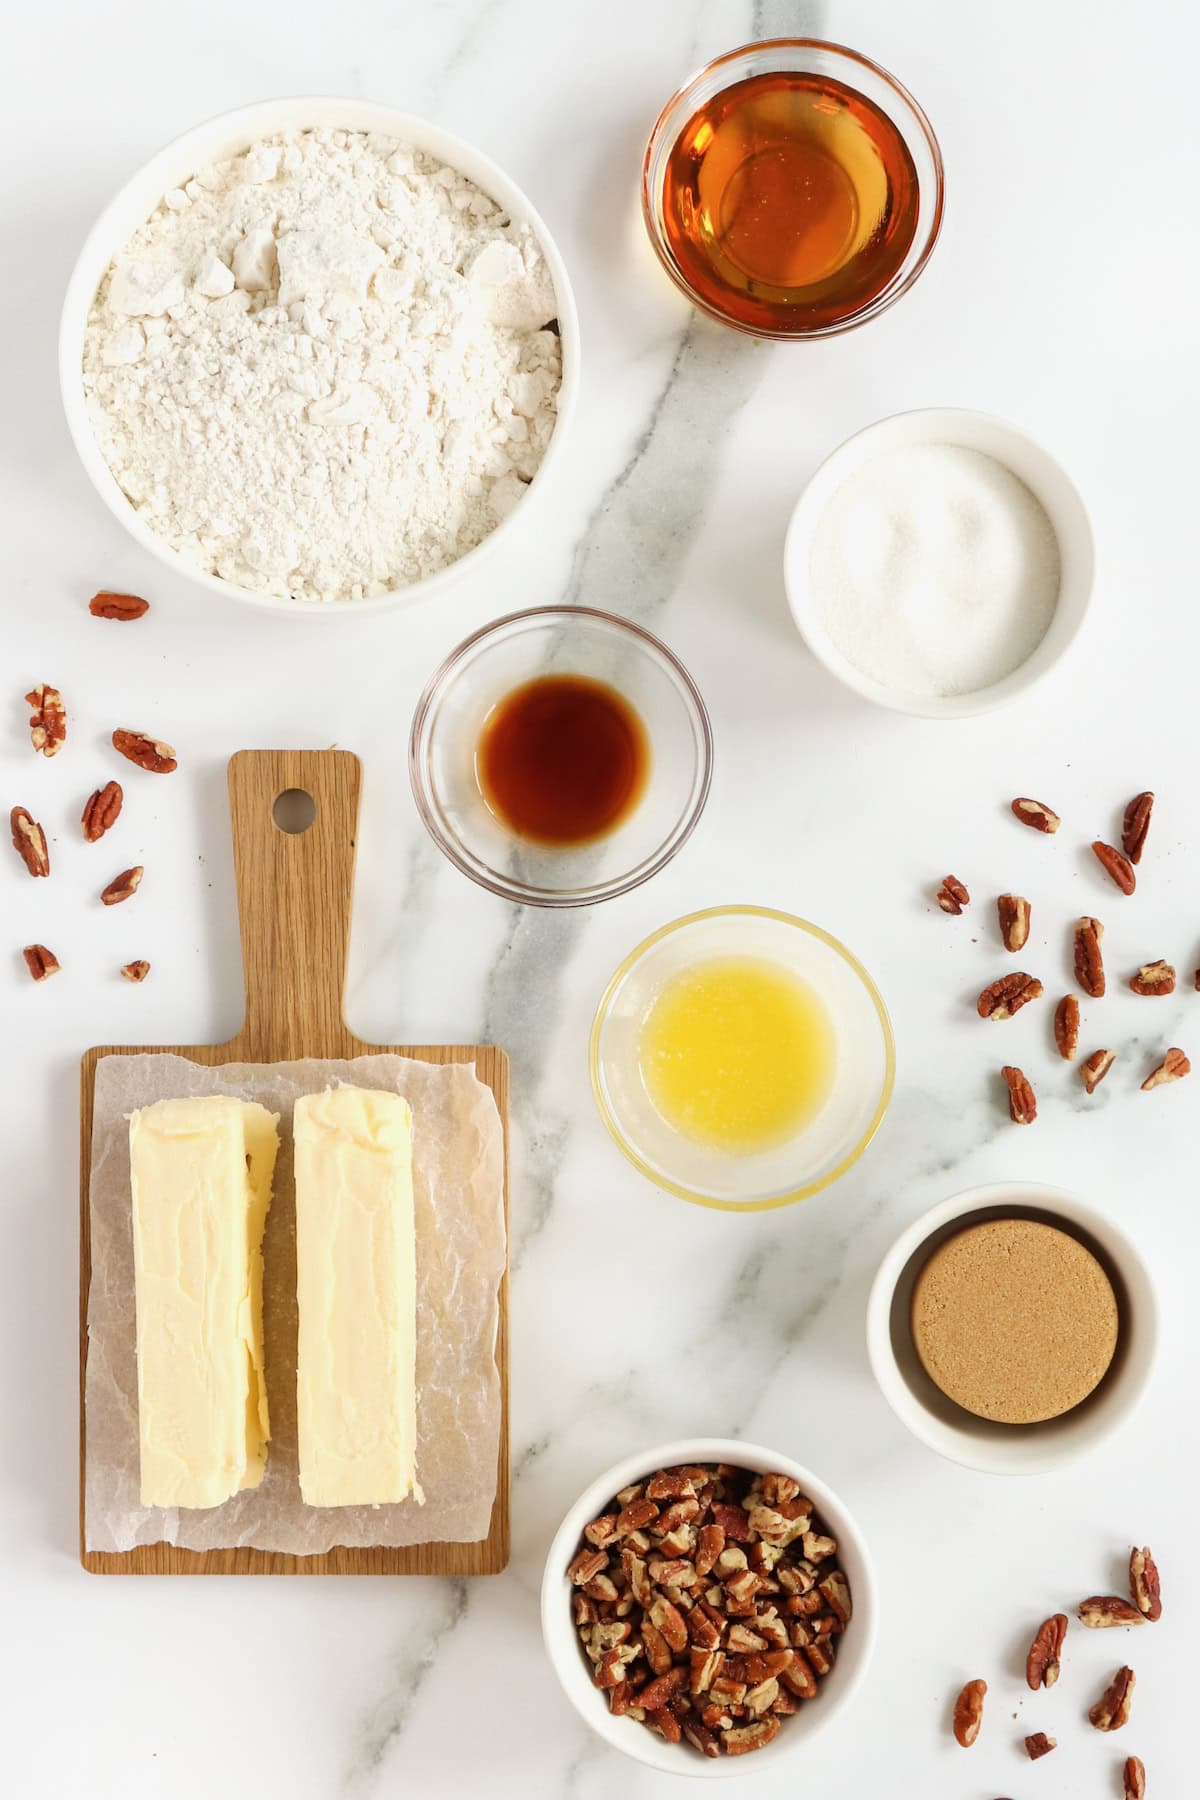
[661,69,920,333]
[476,674,649,846]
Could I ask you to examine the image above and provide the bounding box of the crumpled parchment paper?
[85,1053,505,1554]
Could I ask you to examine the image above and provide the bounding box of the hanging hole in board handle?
[273,788,317,835]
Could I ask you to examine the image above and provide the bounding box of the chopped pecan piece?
[711,1503,752,1542]
[1074,915,1106,997]
[111,729,177,774]
[1122,791,1154,864]
[761,1473,801,1506]
[568,1548,609,1587]
[1054,995,1079,1060]
[1024,1732,1056,1760]
[584,1513,619,1548]
[1124,1754,1147,1799]
[89,590,150,620]
[1089,1665,1135,1731]
[1025,1613,1067,1689]
[641,1621,673,1676]
[1129,1547,1161,1620]
[1092,840,1136,894]
[1141,1048,1190,1090]
[952,1678,986,1748]
[1001,1064,1037,1124]
[997,894,1031,951]
[1012,797,1060,833]
[22,944,60,982]
[1130,959,1175,996]
[818,1572,851,1628]
[25,684,66,756]
[1079,1596,1145,1629]
[693,1524,724,1578]
[82,780,123,843]
[100,865,143,906]
[645,1471,696,1502]
[120,960,151,983]
[682,1719,720,1758]
[978,972,1043,1019]
[723,1717,780,1756]
[10,807,49,877]
[937,875,970,914]
[1081,1048,1116,1094]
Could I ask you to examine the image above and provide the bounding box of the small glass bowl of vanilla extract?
[642,39,944,339]
[409,607,713,907]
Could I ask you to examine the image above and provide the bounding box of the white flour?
[82,129,562,602]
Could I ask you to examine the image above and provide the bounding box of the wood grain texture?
[79,750,510,1576]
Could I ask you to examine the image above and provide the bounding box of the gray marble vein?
[342,1580,468,1794]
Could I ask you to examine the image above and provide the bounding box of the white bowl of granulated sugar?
[783,408,1093,717]
[60,99,579,616]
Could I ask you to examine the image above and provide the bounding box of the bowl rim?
[58,95,580,620]
[589,904,896,1211]
[408,604,714,907]
[865,1181,1160,1475]
[540,1436,878,1778]
[641,36,946,342]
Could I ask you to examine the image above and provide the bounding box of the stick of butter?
[294,1087,420,1508]
[129,1095,279,1509]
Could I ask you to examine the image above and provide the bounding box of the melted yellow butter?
[638,955,836,1151]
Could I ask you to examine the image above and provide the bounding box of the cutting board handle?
[226,750,362,1060]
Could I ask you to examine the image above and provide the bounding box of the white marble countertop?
[2,0,1193,1792]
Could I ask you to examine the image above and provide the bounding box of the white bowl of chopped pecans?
[541,1440,877,1776]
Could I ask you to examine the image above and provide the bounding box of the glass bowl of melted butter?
[591,906,894,1210]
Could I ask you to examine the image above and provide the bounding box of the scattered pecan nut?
[100,866,144,906]
[1079,1596,1145,1629]
[1124,1754,1147,1799]
[997,894,1031,951]
[1141,1048,1190,1090]
[1011,797,1060,834]
[1122,791,1153,864]
[25,684,66,756]
[952,1678,986,1748]
[1074,916,1105,997]
[1089,1665,1135,1732]
[978,973,1043,1019]
[121,960,151,983]
[1024,1732,1056,1760]
[936,875,970,914]
[81,780,123,843]
[1129,1546,1161,1621]
[22,944,60,982]
[89,590,150,621]
[1092,840,1136,894]
[112,729,177,774]
[1054,995,1079,1060]
[1081,1048,1116,1094]
[11,807,49,877]
[1001,1065,1037,1124]
[1130,959,1175,996]
[1025,1613,1067,1689]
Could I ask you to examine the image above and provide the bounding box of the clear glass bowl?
[642,39,945,341]
[590,906,895,1211]
[409,607,713,906]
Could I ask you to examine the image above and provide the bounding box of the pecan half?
[1122,791,1153,864]
[100,866,143,906]
[1074,916,1106,997]
[1079,1596,1144,1629]
[25,684,66,756]
[1141,1048,1190,1090]
[22,944,60,982]
[121,960,151,983]
[10,807,49,877]
[1130,960,1175,996]
[978,973,1043,1019]
[998,894,1031,951]
[89,590,150,621]
[1001,1065,1037,1124]
[82,780,123,843]
[1092,840,1136,894]
[1081,1049,1116,1094]
[1089,1665,1135,1732]
[1024,1732,1056,1760]
[1124,1754,1147,1799]
[1054,995,1079,1060]
[1129,1546,1161,1621]
[936,875,970,914]
[1026,1613,1067,1689]
[112,729,177,774]
[1012,797,1060,834]
[952,1678,986,1747]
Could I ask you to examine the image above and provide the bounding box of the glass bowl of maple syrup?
[409,607,713,906]
[642,39,944,339]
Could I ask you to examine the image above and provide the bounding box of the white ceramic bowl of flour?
[784,408,1093,717]
[59,98,579,617]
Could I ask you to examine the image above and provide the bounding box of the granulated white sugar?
[809,444,1061,697]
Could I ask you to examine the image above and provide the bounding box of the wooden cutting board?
[79,749,509,1575]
